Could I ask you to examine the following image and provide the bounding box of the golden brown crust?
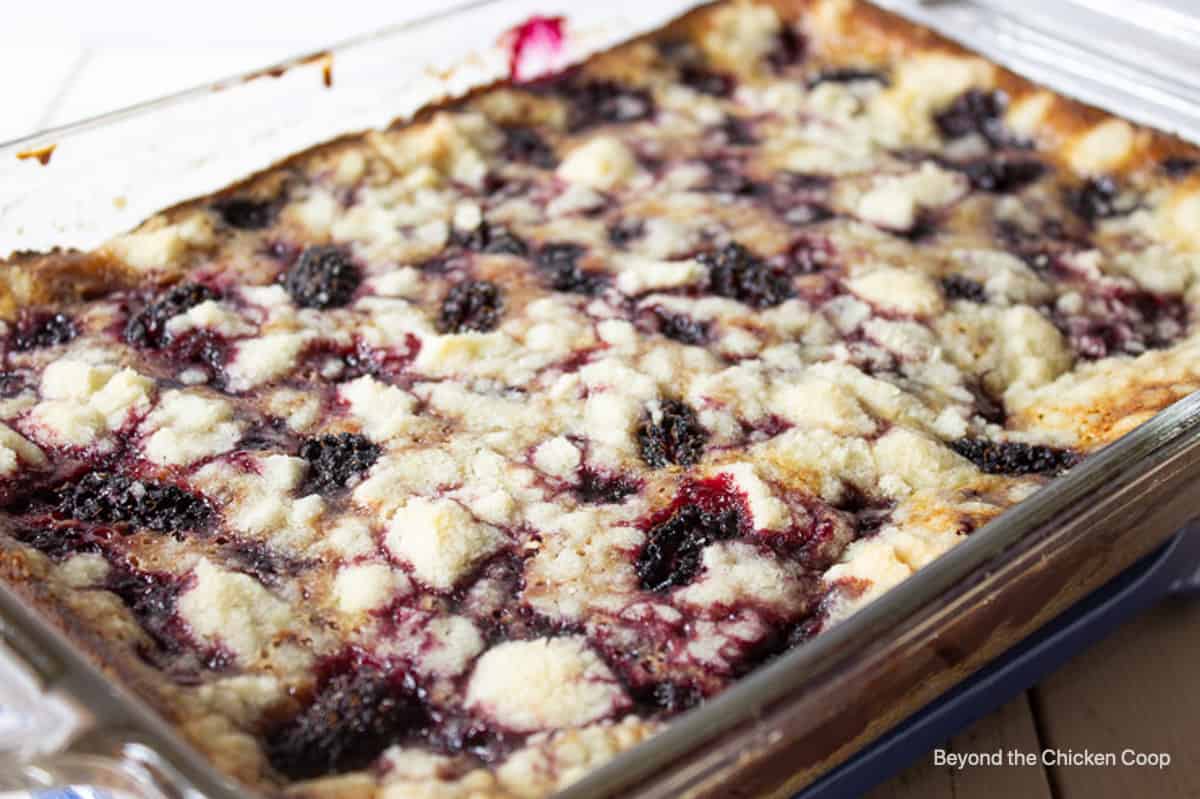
[1,2,1199,798]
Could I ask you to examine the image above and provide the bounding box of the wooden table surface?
[871,597,1200,799]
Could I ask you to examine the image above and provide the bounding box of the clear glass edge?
[0,0,502,154]
[0,0,1197,796]
[566,390,1200,798]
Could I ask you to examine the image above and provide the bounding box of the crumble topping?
[3,1,1200,796]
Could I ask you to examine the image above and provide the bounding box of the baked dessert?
[2,0,1199,796]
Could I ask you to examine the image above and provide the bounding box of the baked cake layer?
[2,1,1200,796]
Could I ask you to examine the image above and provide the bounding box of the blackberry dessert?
[2,1,1200,796]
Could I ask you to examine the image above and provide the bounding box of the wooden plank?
[1032,599,1200,799]
[867,693,1052,799]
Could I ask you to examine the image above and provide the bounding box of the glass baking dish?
[2,0,1200,797]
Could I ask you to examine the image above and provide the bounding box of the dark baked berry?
[637,399,708,469]
[961,158,1046,193]
[636,501,742,592]
[214,197,276,230]
[58,473,213,534]
[934,89,1010,146]
[1054,288,1187,360]
[950,438,1078,476]
[680,66,734,97]
[235,418,295,452]
[574,468,639,505]
[699,242,792,308]
[714,116,757,146]
[437,280,504,334]
[284,246,361,309]
[11,311,77,351]
[993,217,1089,273]
[703,159,766,197]
[556,77,655,132]
[807,68,888,88]
[105,564,187,654]
[499,125,558,168]
[1162,156,1198,178]
[607,218,645,248]
[453,221,529,256]
[12,524,104,561]
[636,681,704,713]
[770,174,835,227]
[654,309,709,345]
[766,27,807,71]
[125,283,219,348]
[266,666,426,780]
[941,274,987,303]
[161,329,230,378]
[299,433,381,494]
[1065,177,1132,222]
[0,372,24,397]
[535,242,606,295]
[226,540,305,586]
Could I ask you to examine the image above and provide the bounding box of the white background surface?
[2,0,1196,145]
[0,0,454,144]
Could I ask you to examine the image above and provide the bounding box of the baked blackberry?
[637,400,708,469]
[284,246,362,309]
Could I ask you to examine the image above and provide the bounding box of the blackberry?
[714,116,757,146]
[703,159,766,197]
[807,68,888,88]
[1054,289,1187,360]
[226,540,304,586]
[574,468,639,505]
[57,473,213,534]
[12,525,102,561]
[299,433,381,494]
[950,438,1078,476]
[933,89,1010,146]
[680,66,733,97]
[961,159,1046,193]
[636,502,743,592]
[940,274,987,303]
[636,681,704,714]
[1066,177,1132,223]
[436,280,503,334]
[105,564,187,654]
[556,78,655,132]
[266,667,426,780]
[499,126,557,168]
[766,27,807,71]
[284,246,361,309]
[214,197,276,230]
[125,283,219,348]
[0,372,24,397]
[654,309,709,345]
[699,242,792,308]
[1162,156,1198,179]
[535,242,606,295]
[637,400,708,469]
[453,221,529,256]
[607,219,645,248]
[993,217,1089,273]
[11,311,77,351]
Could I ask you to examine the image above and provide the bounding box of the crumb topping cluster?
[3,1,1200,796]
